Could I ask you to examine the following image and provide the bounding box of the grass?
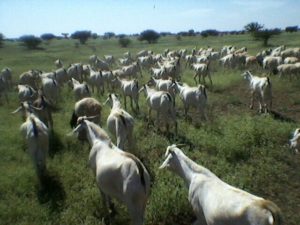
[0,33,300,225]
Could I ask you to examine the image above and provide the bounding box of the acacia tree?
[253,29,281,46]
[139,30,160,44]
[71,30,91,44]
[19,35,42,49]
[244,22,264,33]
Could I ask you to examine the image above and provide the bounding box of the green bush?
[118,37,131,47]
[19,35,42,49]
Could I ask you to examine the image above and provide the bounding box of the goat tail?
[70,111,78,128]
[30,117,39,137]
[258,200,283,225]
[123,153,148,194]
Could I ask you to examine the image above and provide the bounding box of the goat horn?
[11,106,22,114]
[85,115,99,120]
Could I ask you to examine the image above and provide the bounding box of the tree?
[285,26,298,33]
[0,33,3,47]
[40,33,56,41]
[119,37,131,47]
[103,32,115,39]
[61,33,69,39]
[253,29,281,46]
[139,29,160,44]
[244,22,264,33]
[19,35,42,49]
[71,30,91,44]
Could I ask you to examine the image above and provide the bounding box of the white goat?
[191,62,212,86]
[70,117,150,225]
[0,76,9,103]
[147,77,175,106]
[139,85,177,135]
[263,56,282,74]
[121,62,142,78]
[19,69,41,90]
[88,68,105,95]
[54,59,63,68]
[67,63,83,82]
[172,82,207,121]
[68,78,91,101]
[13,102,49,180]
[112,77,140,112]
[17,84,38,102]
[104,55,115,66]
[289,128,300,154]
[160,145,282,225]
[1,67,12,89]
[41,77,59,104]
[242,71,272,113]
[104,93,135,150]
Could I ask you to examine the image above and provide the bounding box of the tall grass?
[0,33,299,225]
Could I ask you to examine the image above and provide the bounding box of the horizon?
[1,0,299,39]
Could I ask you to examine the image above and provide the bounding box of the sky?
[0,0,299,38]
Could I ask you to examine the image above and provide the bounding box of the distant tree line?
[1,23,297,49]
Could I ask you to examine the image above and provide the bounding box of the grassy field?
[0,33,300,225]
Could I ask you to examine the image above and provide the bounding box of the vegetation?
[253,29,282,46]
[0,32,300,225]
[285,26,298,33]
[70,30,91,44]
[19,35,42,49]
[139,29,160,44]
[0,33,3,47]
[244,22,264,33]
[118,37,131,47]
[40,33,56,41]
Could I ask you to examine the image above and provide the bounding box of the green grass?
[0,33,300,225]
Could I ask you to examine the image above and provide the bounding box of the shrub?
[71,30,91,44]
[139,29,160,44]
[118,37,131,48]
[103,32,115,39]
[285,26,298,33]
[40,33,56,41]
[19,35,42,49]
[0,33,3,47]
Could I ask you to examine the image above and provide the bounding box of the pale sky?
[0,0,299,38]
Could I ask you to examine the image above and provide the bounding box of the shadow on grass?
[268,110,296,123]
[49,131,64,158]
[37,170,66,213]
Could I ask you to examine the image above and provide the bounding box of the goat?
[139,84,177,135]
[104,93,135,150]
[54,59,63,68]
[88,67,105,95]
[12,102,49,180]
[242,71,272,113]
[289,128,300,154]
[0,75,9,103]
[67,63,83,82]
[68,78,91,101]
[160,144,282,225]
[70,117,150,225]
[121,62,142,79]
[19,69,41,90]
[171,82,207,121]
[17,84,38,103]
[147,76,175,106]
[191,62,212,86]
[111,77,140,112]
[41,77,59,104]
[0,67,13,89]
